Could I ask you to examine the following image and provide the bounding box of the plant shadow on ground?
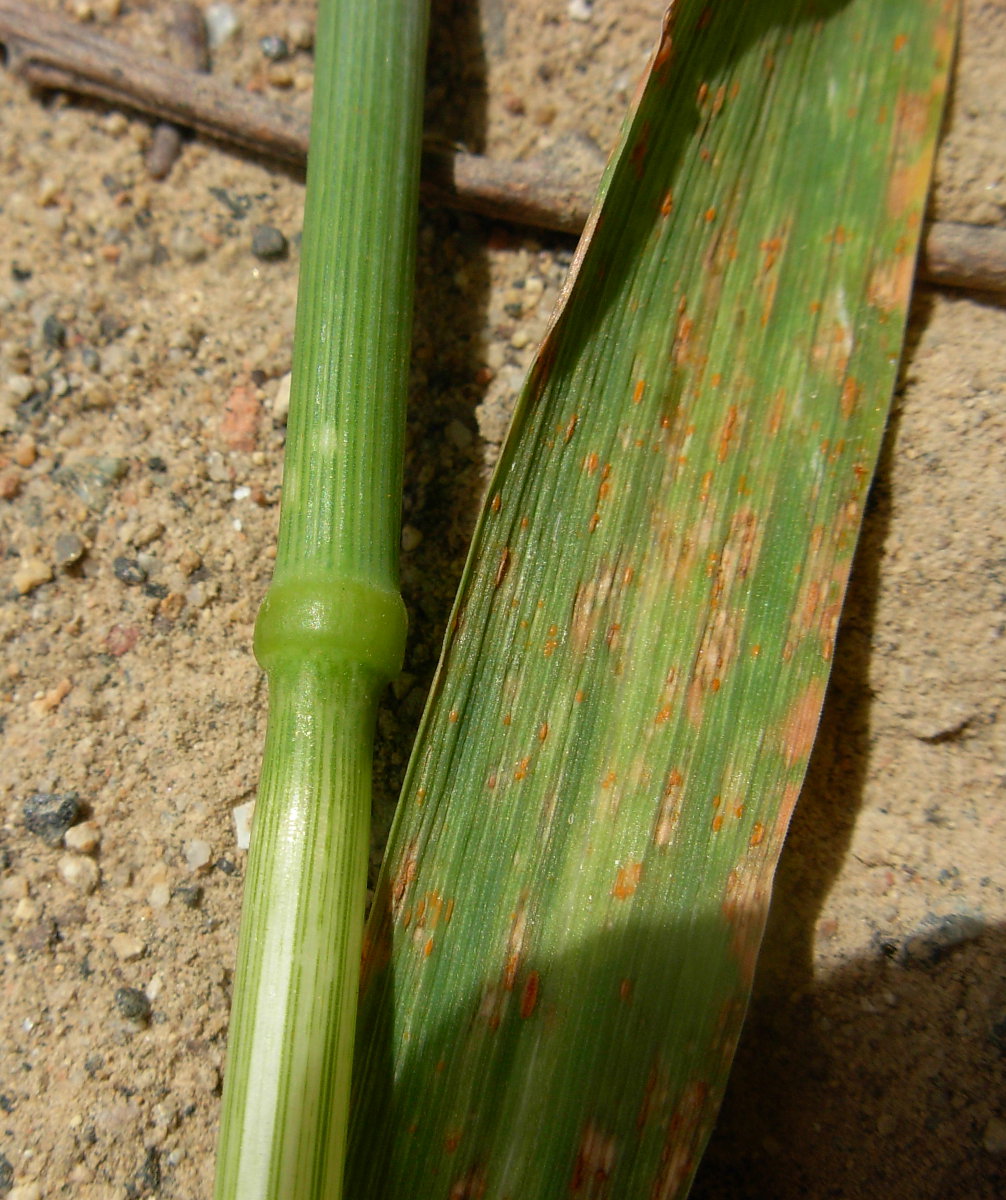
[692,286,1006,1200]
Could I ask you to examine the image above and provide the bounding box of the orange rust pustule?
[612,861,643,900]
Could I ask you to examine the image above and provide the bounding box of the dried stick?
[0,0,1002,294]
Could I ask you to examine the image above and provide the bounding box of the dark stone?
[42,314,67,348]
[113,557,147,586]
[138,1146,161,1192]
[23,791,82,846]
[260,35,289,61]
[251,225,288,261]
[114,986,152,1023]
[0,1151,12,1193]
[173,883,203,909]
[54,531,85,567]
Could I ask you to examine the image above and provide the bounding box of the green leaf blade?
[349,2,956,1197]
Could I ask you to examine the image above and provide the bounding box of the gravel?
[22,791,82,847]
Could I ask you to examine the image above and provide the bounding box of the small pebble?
[64,820,101,854]
[173,883,203,909]
[232,800,255,850]
[0,471,21,501]
[13,557,53,595]
[57,853,101,894]
[7,1183,43,1200]
[114,985,151,1023]
[23,791,82,846]
[110,933,146,962]
[54,531,86,567]
[148,882,171,909]
[113,556,147,586]
[178,547,202,576]
[251,225,289,261]
[183,839,212,872]
[286,16,313,49]
[272,372,292,423]
[146,123,183,180]
[260,35,290,62]
[401,524,423,552]
[42,314,67,348]
[104,624,140,657]
[204,2,239,48]
[171,226,208,264]
[900,910,986,965]
[132,520,165,548]
[13,435,37,467]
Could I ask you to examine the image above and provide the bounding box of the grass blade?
[347,2,957,1196]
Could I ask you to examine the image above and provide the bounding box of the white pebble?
[183,839,212,871]
[110,933,146,962]
[64,821,101,855]
[272,372,292,423]
[57,853,100,894]
[232,800,256,851]
[205,3,240,49]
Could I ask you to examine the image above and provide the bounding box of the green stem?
[214,1,428,1197]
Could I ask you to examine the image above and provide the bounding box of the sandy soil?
[0,1,1002,1198]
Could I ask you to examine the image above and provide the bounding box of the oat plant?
[212,1,429,1198]
[345,2,957,1197]
[215,0,955,1198]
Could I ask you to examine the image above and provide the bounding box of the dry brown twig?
[0,0,1003,293]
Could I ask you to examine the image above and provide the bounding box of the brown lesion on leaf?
[520,970,540,1019]
[885,152,931,222]
[448,1165,486,1200]
[571,561,619,654]
[390,838,419,921]
[650,1080,710,1200]
[629,120,651,180]
[715,404,739,463]
[867,253,916,313]
[780,677,827,765]
[570,1121,618,1197]
[721,865,770,987]
[652,767,684,847]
